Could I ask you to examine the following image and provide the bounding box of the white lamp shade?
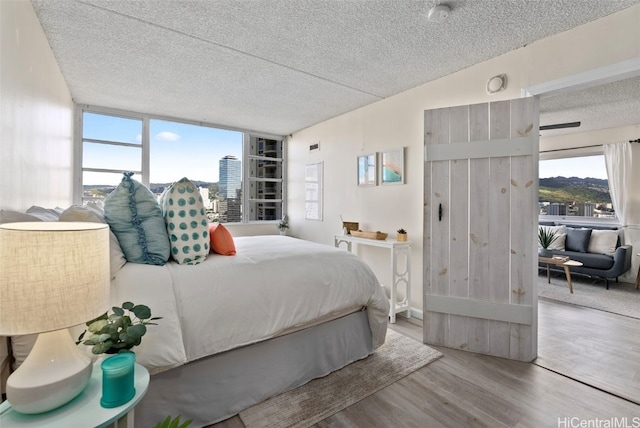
[0,222,111,335]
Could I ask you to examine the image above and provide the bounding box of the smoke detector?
[427,4,451,22]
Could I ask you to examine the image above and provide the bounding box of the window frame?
[538,146,618,225]
[74,104,287,224]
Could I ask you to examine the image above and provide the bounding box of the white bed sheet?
[110,235,389,373]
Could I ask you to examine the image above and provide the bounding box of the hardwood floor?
[213,299,640,427]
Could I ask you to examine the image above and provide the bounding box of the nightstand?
[0,361,149,428]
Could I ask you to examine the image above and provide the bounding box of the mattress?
[109,235,389,374]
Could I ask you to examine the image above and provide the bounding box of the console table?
[335,235,412,323]
[0,362,149,428]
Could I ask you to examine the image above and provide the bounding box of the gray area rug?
[538,272,640,319]
[239,328,441,428]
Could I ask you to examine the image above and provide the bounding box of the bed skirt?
[135,310,373,427]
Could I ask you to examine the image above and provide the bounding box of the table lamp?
[0,222,110,414]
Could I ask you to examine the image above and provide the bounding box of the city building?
[547,203,567,216]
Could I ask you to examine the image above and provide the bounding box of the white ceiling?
[31,0,640,137]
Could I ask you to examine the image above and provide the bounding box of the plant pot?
[538,248,552,258]
[397,233,407,242]
[279,230,287,236]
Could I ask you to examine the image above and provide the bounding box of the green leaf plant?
[154,415,193,428]
[77,301,161,354]
[538,227,558,249]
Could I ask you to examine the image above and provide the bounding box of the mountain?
[84,181,218,196]
[539,176,610,204]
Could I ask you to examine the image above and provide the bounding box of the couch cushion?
[565,227,592,253]
[588,229,618,255]
[538,225,566,250]
[550,250,614,270]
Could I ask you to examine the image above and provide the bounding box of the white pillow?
[0,210,42,223]
[25,205,63,221]
[549,233,566,250]
[588,229,618,255]
[539,225,566,250]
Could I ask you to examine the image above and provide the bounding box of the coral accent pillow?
[161,177,210,265]
[209,223,236,255]
[104,172,170,265]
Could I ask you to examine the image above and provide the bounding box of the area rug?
[538,273,640,319]
[239,329,442,428]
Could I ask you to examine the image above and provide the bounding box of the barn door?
[423,98,538,361]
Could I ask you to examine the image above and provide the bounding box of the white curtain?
[603,141,632,226]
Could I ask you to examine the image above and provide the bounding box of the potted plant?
[397,228,408,242]
[278,215,289,235]
[538,227,558,258]
[77,302,161,355]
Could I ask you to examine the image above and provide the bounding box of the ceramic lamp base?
[6,329,93,414]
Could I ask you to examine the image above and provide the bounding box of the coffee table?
[539,256,583,294]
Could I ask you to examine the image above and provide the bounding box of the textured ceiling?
[31,0,640,136]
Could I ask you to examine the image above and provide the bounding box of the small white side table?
[335,234,412,323]
[0,362,149,428]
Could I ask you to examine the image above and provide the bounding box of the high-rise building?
[219,155,242,222]
[219,155,241,199]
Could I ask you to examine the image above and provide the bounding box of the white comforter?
[110,235,389,374]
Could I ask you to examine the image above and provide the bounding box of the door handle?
[439,203,442,222]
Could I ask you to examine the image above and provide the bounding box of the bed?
[108,235,390,426]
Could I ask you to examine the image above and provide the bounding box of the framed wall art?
[357,153,377,186]
[381,147,405,185]
[305,162,323,221]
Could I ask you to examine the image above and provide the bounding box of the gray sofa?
[538,222,633,289]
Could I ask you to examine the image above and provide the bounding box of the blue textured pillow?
[104,172,170,265]
[565,227,592,253]
[160,177,210,265]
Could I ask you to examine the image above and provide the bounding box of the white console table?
[334,235,411,323]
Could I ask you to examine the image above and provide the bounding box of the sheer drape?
[603,141,632,226]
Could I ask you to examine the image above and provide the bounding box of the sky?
[83,113,242,185]
[83,112,608,185]
[539,155,608,180]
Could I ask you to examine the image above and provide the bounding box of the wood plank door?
[423,98,538,361]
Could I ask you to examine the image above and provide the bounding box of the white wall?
[289,5,640,314]
[0,1,74,211]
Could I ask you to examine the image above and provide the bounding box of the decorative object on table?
[538,226,558,258]
[0,222,110,414]
[77,302,161,355]
[278,214,289,235]
[357,153,377,186]
[350,230,388,240]
[397,228,408,242]
[155,415,193,428]
[339,215,359,235]
[278,215,289,235]
[381,148,405,185]
[100,352,136,408]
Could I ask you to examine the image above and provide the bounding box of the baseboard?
[396,307,423,321]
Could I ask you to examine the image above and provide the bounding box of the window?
[77,107,285,224]
[539,154,614,219]
[245,135,285,221]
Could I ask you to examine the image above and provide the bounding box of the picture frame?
[305,162,323,221]
[381,147,405,185]
[357,153,377,186]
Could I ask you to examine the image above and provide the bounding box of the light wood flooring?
[213,297,640,427]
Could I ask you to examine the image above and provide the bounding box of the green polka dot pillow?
[161,177,210,265]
